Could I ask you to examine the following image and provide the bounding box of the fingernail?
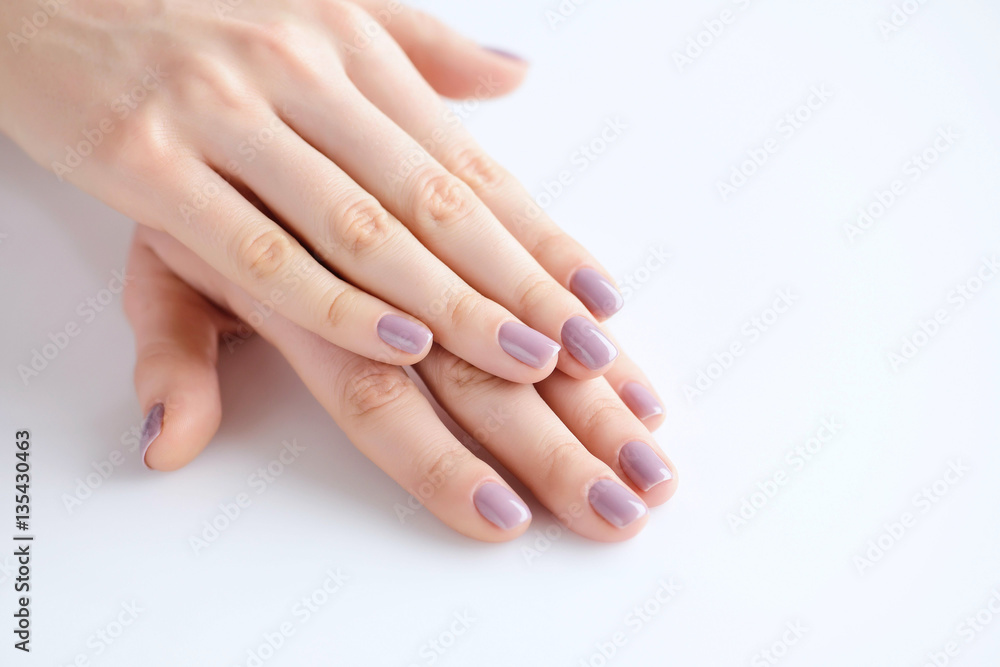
[619,441,672,492]
[561,316,619,370]
[588,479,648,528]
[620,382,664,421]
[498,322,561,369]
[483,46,527,63]
[474,482,531,530]
[570,268,624,319]
[377,314,432,355]
[140,403,164,470]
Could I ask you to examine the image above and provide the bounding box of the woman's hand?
[124,225,674,541]
[0,0,625,383]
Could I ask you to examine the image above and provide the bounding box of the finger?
[143,229,533,541]
[415,346,649,540]
[350,0,529,99]
[329,6,627,325]
[199,114,559,383]
[271,32,617,378]
[603,349,667,432]
[156,157,433,364]
[535,370,677,506]
[123,229,237,471]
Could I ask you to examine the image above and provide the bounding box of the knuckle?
[450,148,506,190]
[324,0,379,34]
[413,172,476,229]
[238,228,296,284]
[240,20,323,80]
[436,354,506,394]
[514,274,561,315]
[444,290,486,330]
[340,360,413,417]
[335,197,396,258]
[538,439,586,485]
[411,445,466,496]
[323,286,357,329]
[170,53,250,113]
[578,397,624,436]
[112,117,179,178]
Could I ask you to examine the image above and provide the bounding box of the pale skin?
[1,0,677,539]
[0,0,626,382]
[125,224,676,542]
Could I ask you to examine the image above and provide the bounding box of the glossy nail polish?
[483,46,527,62]
[620,382,664,421]
[561,316,619,370]
[498,322,561,369]
[570,268,624,319]
[140,403,164,470]
[377,314,432,355]
[474,482,531,530]
[619,441,672,492]
[588,479,647,528]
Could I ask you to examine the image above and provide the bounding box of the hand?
[0,0,625,384]
[123,225,674,541]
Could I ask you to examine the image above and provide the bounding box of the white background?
[1,0,999,665]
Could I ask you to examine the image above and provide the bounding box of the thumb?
[123,229,236,471]
[367,3,529,99]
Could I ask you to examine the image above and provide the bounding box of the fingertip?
[141,390,223,472]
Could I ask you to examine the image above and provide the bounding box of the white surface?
[1,0,999,665]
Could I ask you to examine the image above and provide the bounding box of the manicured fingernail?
[377,314,432,355]
[498,322,561,369]
[474,482,531,530]
[588,479,647,528]
[570,268,624,319]
[561,316,619,370]
[620,382,664,421]
[140,403,164,470]
[619,441,672,492]
[483,46,527,63]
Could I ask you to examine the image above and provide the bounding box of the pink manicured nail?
[570,268,624,319]
[619,441,672,492]
[498,322,561,369]
[561,317,618,370]
[474,483,531,530]
[588,479,647,528]
[377,314,432,355]
[620,382,664,420]
[140,403,164,470]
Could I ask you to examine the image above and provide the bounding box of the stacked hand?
[0,0,676,541]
